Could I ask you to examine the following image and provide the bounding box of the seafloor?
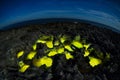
[0,22,120,80]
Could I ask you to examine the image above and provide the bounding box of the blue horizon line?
[1,18,119,33]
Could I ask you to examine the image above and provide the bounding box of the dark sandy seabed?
[0,21,120,80]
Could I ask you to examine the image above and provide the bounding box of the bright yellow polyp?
[18,61,24,67]
[65,52,74,60]
[17,51,24,58]
[33,44,37,50]
[64,45,73,52]
[33,56,53,68]
[84,44,91,50]
[54,40,60,46]
[89,57,102,67]
[46,41,53,48]
[36,39,46,43]
[26,51,36,60]
[57,47,64,54]
[48,50,57,56]
[84,50,90,57]
[72,41,83,49]
[19,64,30,73]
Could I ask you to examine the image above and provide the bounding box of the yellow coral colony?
[89,56,102,67]
[54,40,60,46]
[32,43,37,50]
[33,56,53,68]
[65,52,74,60]
[57,47,64,54]
[17,51,24,58]
[84,50,90,57]
[83,44,91,50]
[17,34,109,73]
[64,45,73,52]
[19,64,30,73]
[48,49,57,56]
[60,35,67,43]
[26,51,37,60]
[18,61,30,73]
[46,41,53,48]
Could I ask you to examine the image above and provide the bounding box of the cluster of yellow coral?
[16,34,110,73]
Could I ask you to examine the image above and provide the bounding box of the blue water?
[0,0,120,32]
